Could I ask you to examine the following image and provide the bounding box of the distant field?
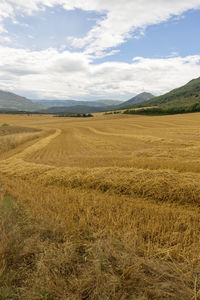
[1,113,200,299]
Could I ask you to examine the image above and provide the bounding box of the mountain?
[33,100,103,107]
[33,99,122,108]
[130,77,200,109]
[0,90,44,111]
[42,93,156,114]
[119,92,155,107]
[95,100,123,106]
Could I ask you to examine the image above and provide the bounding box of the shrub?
[55,113,94,118]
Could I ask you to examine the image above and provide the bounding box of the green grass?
[0,193,20,299]
[0,194,16,215]
[124,102,200,116]
[104,111,121,115]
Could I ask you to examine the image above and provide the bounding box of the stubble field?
[1,112,200,299]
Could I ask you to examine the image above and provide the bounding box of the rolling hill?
[33,99,122,107]
[0,90,44,111]
[42,93,156,114]
[128,77,200,109]
[42,105,107,114]
[4,78,200,114]
[119,92,154,107]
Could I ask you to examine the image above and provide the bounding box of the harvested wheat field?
[1,112,200,299]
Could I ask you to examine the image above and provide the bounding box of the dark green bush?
[55,113,94,118]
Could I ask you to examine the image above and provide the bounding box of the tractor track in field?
[0,128,61,177]
[1,118,200,207]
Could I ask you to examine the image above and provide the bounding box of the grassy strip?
[124,102,200,116]
[104,111,121,115]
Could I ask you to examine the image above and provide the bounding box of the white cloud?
[0,0,200,55]
[0,36,12,43]
[66,0,200,55]
[0,46,200,100]
[0,1,14,33]
[0,1,200,99]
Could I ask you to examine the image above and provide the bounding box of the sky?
[0,1,200,100]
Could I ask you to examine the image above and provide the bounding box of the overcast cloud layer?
[1,47,200,100]
[0,0,200,99]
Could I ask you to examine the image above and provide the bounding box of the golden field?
[1,112,200,299]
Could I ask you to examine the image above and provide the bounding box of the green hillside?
[119,92,154,107]
[0,90,44,111]
[122,77,200,109]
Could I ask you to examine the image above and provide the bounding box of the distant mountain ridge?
[0,88,151,113]
[43,105,106,114]
[33,99,123,108]
[0,90,156,114]
[2,78,200,114]
[129,77,200,109]
[40,93,155,114]
[42,93,155,114]
[0,90,44,111]
[119,92,155,107]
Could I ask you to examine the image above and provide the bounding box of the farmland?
[1,112,200,299]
